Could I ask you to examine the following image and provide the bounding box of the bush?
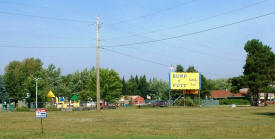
[15,106,30,112]
[219,99,250,105]
[72,107,83,111]
[177,97,197,106]
[186,97,195,106]
[46,106,61,111]
[177,98,184,106]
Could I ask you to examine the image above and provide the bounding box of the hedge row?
[219,99,250,105]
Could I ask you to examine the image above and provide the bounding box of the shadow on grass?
[254,112,275,118]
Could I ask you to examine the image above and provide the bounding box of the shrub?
[177,98,184,106]
[219,99,250,105]
[46,106,61,111]
[186,97,195,106]
[15,106,30,112]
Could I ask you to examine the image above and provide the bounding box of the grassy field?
[0,106,275,139]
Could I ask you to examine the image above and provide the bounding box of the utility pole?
[33,77,40,109]
[96,17,101,110]
[169,65,174,106]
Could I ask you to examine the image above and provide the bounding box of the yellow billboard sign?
[169,72,201,90]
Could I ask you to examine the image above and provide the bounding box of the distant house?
[119,95,145,106]
[210,90,247,99]
[236,88,275,101]
[259,93,275,101]
[132,96,145,105]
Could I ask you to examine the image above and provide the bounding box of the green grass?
[1,106,275,139]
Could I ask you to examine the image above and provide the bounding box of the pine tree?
[122,77,127,95]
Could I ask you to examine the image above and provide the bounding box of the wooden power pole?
[96,17,101,110]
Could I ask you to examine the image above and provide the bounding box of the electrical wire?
[0,11,95,24]
[1,10,272,62]
[101,0,270,41]
[0,45,236,77]
[101,47,229,77]
[103,11,275,48]
[0,45,96,48]
[102,0,199,27]
[102,31,241,62]
[100,47,169,67]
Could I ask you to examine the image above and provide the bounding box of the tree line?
[0,57,232,104]
[1,39,273,106]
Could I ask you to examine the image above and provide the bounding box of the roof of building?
[210,90,248,99]
[210,90,232,99]
[119,95,144,101]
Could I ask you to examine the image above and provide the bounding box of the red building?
[132,96,145,105]
[119,96,145,106]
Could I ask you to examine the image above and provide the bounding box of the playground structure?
[48,91,80,108]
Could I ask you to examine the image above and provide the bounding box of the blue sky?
[0,0,274,80]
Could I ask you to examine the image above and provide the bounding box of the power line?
[104,11,275,48]
[1,9,272,62]
[0,0,48,9]
[101,47,229,77]
[101,14,241,60]
[101,47,169,67]
[102,32,241,62]
[0,44,240,62]
[101,0,270,41]
[1,11,272,63]
[101,25,242,62]
[0,11,95,24]
[102,0,199,27]
[97,0,268,62]
[0,45,96,48]
[0,44,235,77]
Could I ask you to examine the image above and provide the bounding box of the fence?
[1,99,222,111]
[201,100,219,106]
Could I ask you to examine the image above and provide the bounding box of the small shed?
[132,96,145,105]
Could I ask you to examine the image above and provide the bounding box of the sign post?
[36,109,47,134]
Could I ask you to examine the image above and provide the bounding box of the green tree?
[0,75,10,103]
[0,75,3,90]
[176,65,184,72]
[78,90,94,101]
[86,68,122,102]
[65,68,95,100]
[121,77,127,95]
[148,78,169,100]
[138,75,149,98]
[200,75,211,98]
[126,75,140,95]
[186,66,197,72]
[42,64,67,98]
[98,69,122,102]
[242,39,275,106]
[229,76,247,93]
[3,58,44,102]
[207,78,231,90]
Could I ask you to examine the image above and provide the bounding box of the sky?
[0,0,274,81]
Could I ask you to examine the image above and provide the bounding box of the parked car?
[152,100,168,107]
